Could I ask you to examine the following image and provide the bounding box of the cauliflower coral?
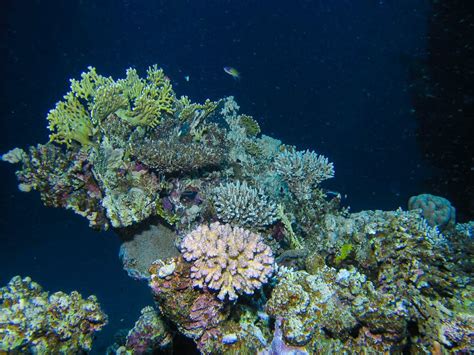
[180,222,274,301]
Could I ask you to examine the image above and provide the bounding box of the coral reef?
[408,193,456,230]
[181,222,275,301]
[213,180,277,229]
[0,276,107,353]
[2,65,473,354]
[116,306,172,354]
[149,256,272,353]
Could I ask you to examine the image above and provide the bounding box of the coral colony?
[1,66,473,353]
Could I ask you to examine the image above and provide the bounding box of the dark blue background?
[0,1,431,351]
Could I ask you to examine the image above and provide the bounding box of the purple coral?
[181,222,274,301]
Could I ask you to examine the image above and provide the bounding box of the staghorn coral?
[274,148,334,201]
[0,276,107,353]
[213,180,277,229]
[116,306,172,354]
[408,193,456,230]
[180,222,274,301]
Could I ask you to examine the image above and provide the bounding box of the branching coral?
[180,222,274,301]
[47,93,95,147]
[0,276,107,353]
[213,180,277,229]
[47,65,177,148]
[275,148,334,201]
[115,66,175,127]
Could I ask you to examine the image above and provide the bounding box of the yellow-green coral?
[0,276,107,353]
[70,66,113,101]
[239,114,261,137]
[91,82,128,123]
[46,65,177,147]
[155,202,180,225]
[47,93,94,147]
[116,81,174,127]
[334,243,353,265]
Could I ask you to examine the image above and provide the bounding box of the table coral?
[0,276,107,353]
[181,222,275,301]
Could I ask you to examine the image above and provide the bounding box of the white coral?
[274,149,334,201]
[180,222,274,301]
[213,180,277,229]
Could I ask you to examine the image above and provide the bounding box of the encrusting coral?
[0,276,107,353]
[180,222,275,301]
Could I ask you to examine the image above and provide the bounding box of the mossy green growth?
[334,243,353,265]
[239,115,261,137]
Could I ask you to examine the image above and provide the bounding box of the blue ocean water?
[0,1,471,353]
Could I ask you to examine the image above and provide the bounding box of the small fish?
[224,66,240,80]
[184,75,190,82]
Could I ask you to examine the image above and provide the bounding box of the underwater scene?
[0,1,472,354]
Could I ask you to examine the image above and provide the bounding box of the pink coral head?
[180,222,274,301]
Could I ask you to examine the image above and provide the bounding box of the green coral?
[334,243,353,265]
[47,66,177,148]
[239,114,261,137]
[47,93,94,147]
